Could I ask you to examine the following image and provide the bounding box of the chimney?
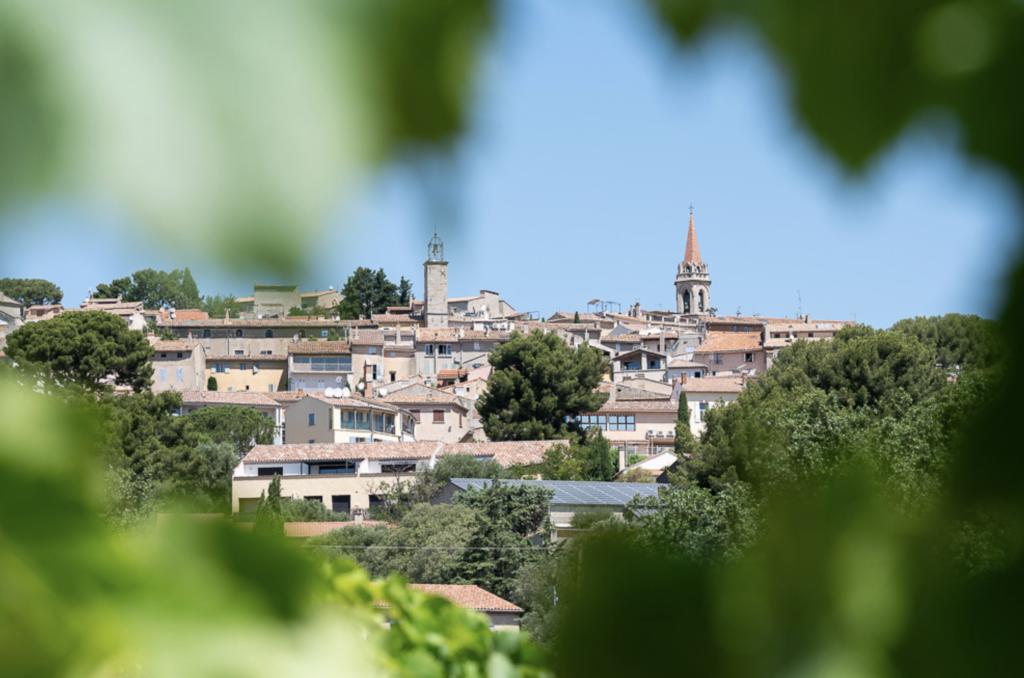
[354,508,363,527]
[609,383,617,403]
[618,447,627,472]
[659,327,665,354]
[804,314,811,324]
[680,372,687,385]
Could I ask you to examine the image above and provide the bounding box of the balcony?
[339,420,372,431]
[291,362,352,373]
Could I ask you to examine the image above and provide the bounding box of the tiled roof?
[158,318,372,328]
[235,296,255,303]
[26,304,63,311]
[152,340,199,352]
[283,521,391,537]
[596,383,670,401]
[766,321,853,333]
[350,330,385,345]
[683,376,745,394]
[206,354,287,361]
[593,400,680,413]
[300,290,340,298]
[382,392,466,408]
[447,295,484,303]
[437,369,467,379]
[181,391,281,407]
[372,314,423,324]
[415,328,509,342]
[441,441,569,467]
[266,391,308,402]
[694,331,764,354]
[403,584,522,613]
[242,441,443,463]
[155,309,210,322]
[79,301,144,311]
[288,341,351,354]
[684,212,702,264]
[302,393,405,413]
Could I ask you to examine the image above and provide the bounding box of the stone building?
[150,340,207,393]
[424,233,448,329]
[675,211,712,316]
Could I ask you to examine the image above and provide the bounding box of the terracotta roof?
[415,328,509,342]
[440,441,569,467]
[266,391,307,402]
[302,392,405,413]
[694,331,764,354]
[79,301,144,311]
[684,211,701,264]
[402,584,522,613]
[288,341,351,354]
[766,321,853,333]
[206,354,287,361]
[382,393,468,409]
[242,441,443,463]
[350,330,385,345]
[372,314,423,324]
[156,309,210,322]
[235,296,255,303]
[158,318,371,328]
[26,304,63,311]
[437,369,467,379]
[284,521,391,537]
[299,290,340,298]
[447,295,484,303]
[596,383,670,401]
[385,306,413,313]
[593,400,680,413]
[181,391,281,407]
[152,340,199,352]
[683,376,745,394]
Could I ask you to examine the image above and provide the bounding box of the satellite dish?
[379,388,388,397]
[325,388,336,398]
[341,387,351,398]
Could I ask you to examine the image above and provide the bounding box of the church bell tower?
[675,210,712,316]
[424,232,448,328]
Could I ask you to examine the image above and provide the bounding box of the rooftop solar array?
[449,478,664,506]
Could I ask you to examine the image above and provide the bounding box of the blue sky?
[2,0,1019,329]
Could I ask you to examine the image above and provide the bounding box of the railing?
[291,363,352,373]
[339,420,372,431]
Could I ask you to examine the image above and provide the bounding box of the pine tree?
[254,474,284,537]
[583,430,616,481]
[181,267,201,308]
[675,396,696,457]
[573,311,580,323]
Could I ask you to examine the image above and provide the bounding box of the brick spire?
[683,210,701,264]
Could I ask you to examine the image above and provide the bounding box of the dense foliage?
[477,330,609,441]
[5,310,154,393]
[336,267,411,319]
[0,277,63,305]
[184,405,276,458]
[95,267,202,310]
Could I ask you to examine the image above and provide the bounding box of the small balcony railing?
[291,363,352,373]
[339,420,372,431]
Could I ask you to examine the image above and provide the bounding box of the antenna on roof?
[797,290,802,319]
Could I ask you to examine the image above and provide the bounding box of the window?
[473,342,480,351]
[623,360,641,371]
[176,368,183,382]
[235,330,243,338]
[380,462,416,474]
[257,467,283,477]
[203,329,211,338]
[177,352,184,358]
[648,359,662,369]
[733,325,737,332]
[159,369,167,382]
[235,350,244,355]
[576,414,608,430]
[321,330,329,338]
[332,495,351,514]
[409,410,421,422]
[253,364,260,373]
[374,413,384,431]
[744,353,754,363]
[698,290,706,312]
[438,344,452,356]
[268,384,275,392]
[369,495,385,510]
[698,402,708,422]
[433,410,445,423]
[239,498,260,514]
[389,351,396,358]
[319,462,356,475]
[265,330,274,338]
[160,353,167,358]
[227,387,235,392]
[369,347,377,355]
[308,413,315,426]
[713,354,724,365]
[424,344,434,356]
[309,439,315,443]
[370,365,380,380]
[390,371,396,382]
[239,363,247,371]
[607,415,635,431]
[808,333,815,338]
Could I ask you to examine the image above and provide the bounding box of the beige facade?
[158,318,369,357]
[300,289,343,311]
[382,389,470,443]
[414,328,508,376]
[682,376,743,435]
[284,394,414,444]
[288,340,353,393]
[234,473,416,515]
[151,340,206,393]
[579,400,680,457]
[207,355,288,393]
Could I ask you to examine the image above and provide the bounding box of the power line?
[303,545,551,551]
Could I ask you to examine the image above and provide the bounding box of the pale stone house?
[150,340,207,393]
[413,327,508,377]
[159,317,369,357]
[381,388,470,443]
[694,330,766,376]
[284,393,414,445]
[288,340,352,392]
[681,375,744,435]
[24,304,63,322]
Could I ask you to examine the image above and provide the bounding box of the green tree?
[147,441,237,512]
[336,267,401,319]
[94,276,132,299]
[454,481,554,599]
[288,305,332,317]
[582,430,616,481]
[6,311,154,393]
[207,376,218,391]
[201,293,244,319]
[398,276,413,305]
[891,313,1001,372]
[536,443,587,481]
[573,311,580,323]
[0,277,63,305]
[360,504,478,583]
[96,268,202,309]
[280,498,341,522]
[184,405,276,458]
[477,330,609,441]
[673,397,696,458]
[254,474,284,538]
[180,267,201,308]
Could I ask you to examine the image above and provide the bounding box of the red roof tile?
[181,391,281,407]
[404,585,522,612]
[440,441,569,467]
[684,211,701,264]
[287,341,351,354]
[694,331,764,354]
[242,442,443,463]
[284,521,392,537]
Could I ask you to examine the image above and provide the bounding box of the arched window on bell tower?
[698,290,705,313]
[683,290,691,314]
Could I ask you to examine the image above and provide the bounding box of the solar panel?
[449,478,664,507]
